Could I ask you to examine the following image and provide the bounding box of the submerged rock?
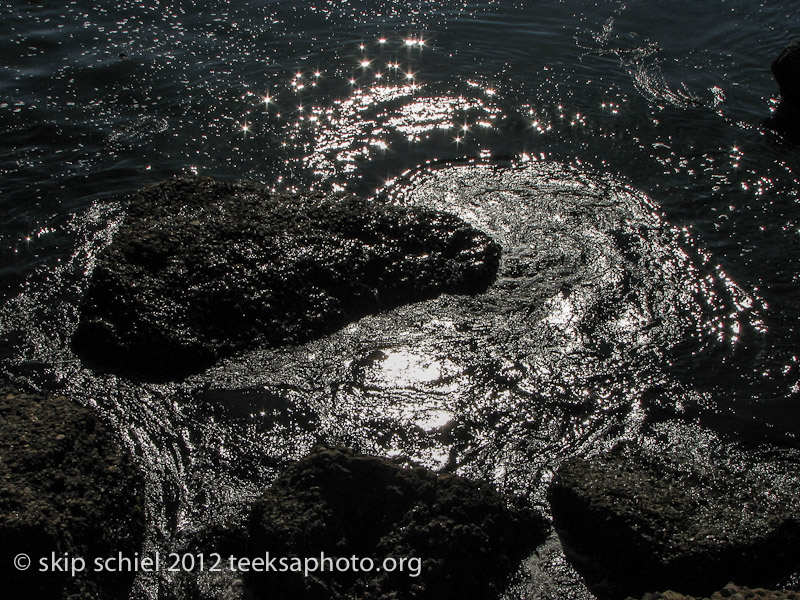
[0,386,146,600]
[246,446,547,600]
[547,446,800,599]
[626,582,800,600]
[766,41,800,139]
[72,177,500,380]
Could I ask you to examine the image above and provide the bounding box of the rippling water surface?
[2,1,800,598]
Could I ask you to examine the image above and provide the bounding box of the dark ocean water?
[2,1,800,598]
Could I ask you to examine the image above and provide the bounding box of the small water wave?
[580,12,717,109]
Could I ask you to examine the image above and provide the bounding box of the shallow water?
[2,1,800,598]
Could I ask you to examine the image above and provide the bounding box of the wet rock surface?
[547,445,800,599]
[245,445,548,600]
[0,386,146,600]
[766,41,800,139]
[627,583,800,600]
[0,161,775,600]
[72,177,500,380]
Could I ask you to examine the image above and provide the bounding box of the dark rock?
[766,41,800,139]
[547,446,800,599]
[72,177,500,380]
[246,446,548,600]
[625,582,800,600]
[0,387,146,600]
[772,42,800,106]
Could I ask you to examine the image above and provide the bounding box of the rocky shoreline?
[5,405,800,600]
[5,154,800,599]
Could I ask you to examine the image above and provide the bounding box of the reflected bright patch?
[374,349,457,388]
[277,78,505,179]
